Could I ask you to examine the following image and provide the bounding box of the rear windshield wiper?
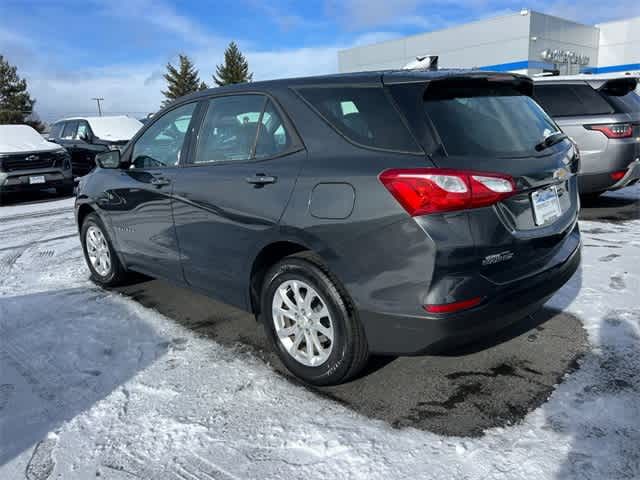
[535,131,568,152]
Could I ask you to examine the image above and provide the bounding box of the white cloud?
[1,33,348,122]
[97,0,221,47]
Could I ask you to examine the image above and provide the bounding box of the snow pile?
[0,124,62,154]
[84,116,143,142]
[0,185,638,479]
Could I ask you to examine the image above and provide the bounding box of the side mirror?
[96,150,121,169]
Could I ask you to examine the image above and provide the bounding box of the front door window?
[131,102,197,169]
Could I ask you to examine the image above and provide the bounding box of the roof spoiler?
[403,55,439,70]
[591,77,638,95]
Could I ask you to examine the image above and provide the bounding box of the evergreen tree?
[199,80,208,91]
[0,54,37,125]
[213,42,253,86]
[161,54,203,107]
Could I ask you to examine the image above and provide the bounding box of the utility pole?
[92,97,104,116]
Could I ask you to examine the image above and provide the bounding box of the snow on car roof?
[0,124,62,154]
[59,115,143,142]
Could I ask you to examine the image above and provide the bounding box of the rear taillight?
[610,170,626,181]
[424,296,483,313]
[585,123,633,139]
[379,168,516,216]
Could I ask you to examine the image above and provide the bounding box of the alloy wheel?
[271,279,334,367]
[86,225,112,277]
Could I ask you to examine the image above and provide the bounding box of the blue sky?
[0,0,637,122]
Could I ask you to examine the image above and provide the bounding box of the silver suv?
[534,74,640,197]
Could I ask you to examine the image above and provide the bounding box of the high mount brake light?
[585,123,633,139]
[379,168,516,216]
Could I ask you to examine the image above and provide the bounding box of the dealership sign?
[540,49,590,65]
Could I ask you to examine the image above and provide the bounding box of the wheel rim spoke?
[272,279,334,367]
[278,288,297,311]
[315,323,333,341]
[277,325,298,338]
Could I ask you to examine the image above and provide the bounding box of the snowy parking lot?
[0,186,639,479]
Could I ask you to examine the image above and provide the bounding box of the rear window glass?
[534,84,614,117]
[424,82,560,157]
[296,86,421,153]
[601,90,640,113]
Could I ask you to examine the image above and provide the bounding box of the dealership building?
[338,10,640,76]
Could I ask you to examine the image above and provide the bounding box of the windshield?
[424,83,560,157]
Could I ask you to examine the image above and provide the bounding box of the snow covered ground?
[0,186,638,479]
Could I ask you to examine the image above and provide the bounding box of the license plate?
[29,175,46,185]
[531,186,561,226]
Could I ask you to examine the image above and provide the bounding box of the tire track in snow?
[25,433,58,480]
[0,207,72,224]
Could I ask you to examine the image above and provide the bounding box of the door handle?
[246,174,276,185]
[150,177,171,186]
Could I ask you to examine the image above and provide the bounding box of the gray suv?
[534,75,640,197]
[75,70,581,385]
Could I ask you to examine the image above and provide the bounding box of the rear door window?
[534,84,614,117]
[192,95,265,164]
[423,82,559,157]
[254,100,293,160]
[296,86,421,153]
[76,121,91,141]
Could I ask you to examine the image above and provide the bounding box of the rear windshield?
[601,90,640,113]
[534,84,615,117]
[296,86,421,153]
[423,82,560,157]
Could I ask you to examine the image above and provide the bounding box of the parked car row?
[2,69,639,385]
[0,116,142,203]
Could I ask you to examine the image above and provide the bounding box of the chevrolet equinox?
[75,70,581,385]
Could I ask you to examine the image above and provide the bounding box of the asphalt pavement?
[112,193,639,437]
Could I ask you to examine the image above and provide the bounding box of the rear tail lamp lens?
[424,296,483,313]
[379,168,516,216]
[585,123,633,139]
[610,170,626,181]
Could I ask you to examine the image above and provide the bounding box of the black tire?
[80,213,128,287]
[57,185,75,197]
[261,252,369,386]
[580,192,603,205]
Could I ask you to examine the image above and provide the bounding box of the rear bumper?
[578,140,640,193]
[359,229,581,355]
[0,170,73,193]
[610,157,640,190]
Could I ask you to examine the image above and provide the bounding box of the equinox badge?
[482,251,514,266]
